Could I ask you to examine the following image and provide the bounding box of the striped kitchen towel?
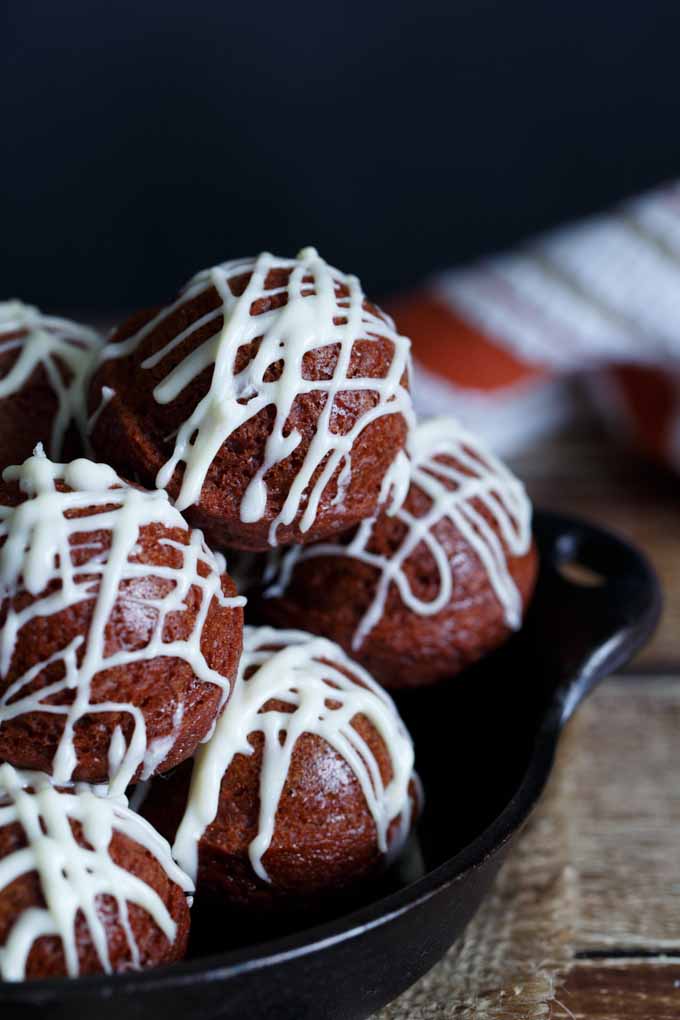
[386,181,680,467]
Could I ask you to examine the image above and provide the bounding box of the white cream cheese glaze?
[173,626,415,883]
[97,248,414,544]
[265,416,533,648]
[0,302,101,458]
[0,763,192,981]
[0,449,244,795]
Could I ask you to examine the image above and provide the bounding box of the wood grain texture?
[559,679,680,953]
[551,963,680,1020]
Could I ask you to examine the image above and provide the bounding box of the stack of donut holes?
[0,248,536,981]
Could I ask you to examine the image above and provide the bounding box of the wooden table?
[374,422,680,1019]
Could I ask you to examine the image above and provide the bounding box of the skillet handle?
[531,510,662,724]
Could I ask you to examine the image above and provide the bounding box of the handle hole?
[558,560,607,588]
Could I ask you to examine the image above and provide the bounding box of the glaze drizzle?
[0,302,101,458]
[265,416,532,648]
[173,626,415,883]
[0,450,244,795]
[98,248,413,544]
[0,763,192,981]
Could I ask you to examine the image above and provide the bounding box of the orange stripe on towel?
[385,292,546,392]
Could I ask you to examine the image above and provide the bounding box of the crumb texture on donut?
[0,450,244,790]
[0,764,192,981]
[89,248,414,549]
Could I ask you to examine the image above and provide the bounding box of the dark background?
[3,1,680,311]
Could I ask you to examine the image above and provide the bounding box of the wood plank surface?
[552,964,680,1020]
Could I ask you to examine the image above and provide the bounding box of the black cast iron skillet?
[0,510,661,1020]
